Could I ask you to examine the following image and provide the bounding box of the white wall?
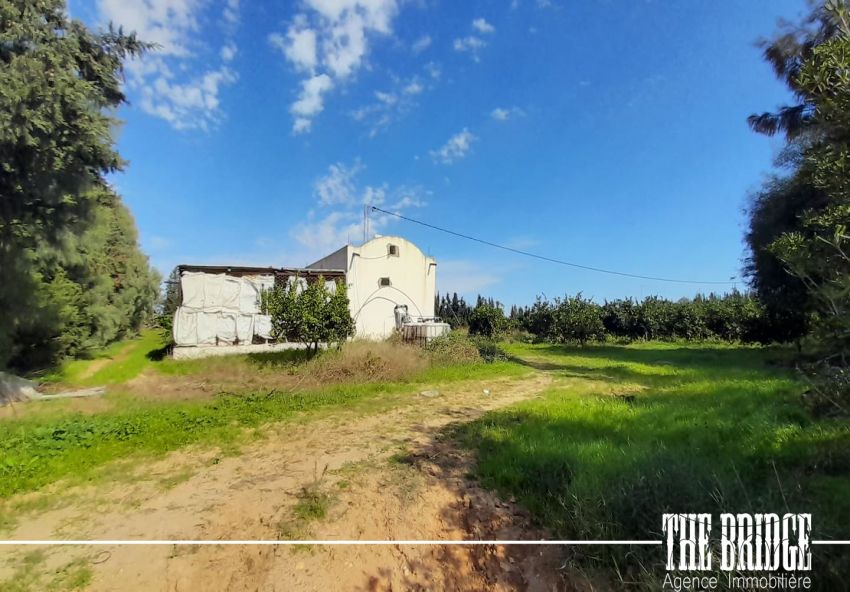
[308,236,437,339]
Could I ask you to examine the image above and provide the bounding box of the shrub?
[470,337,508,362]
[261,276,354,353]
[468,305,508,339]
[425,332,482,365]
[551,294,606,345]
[522,298,555,341]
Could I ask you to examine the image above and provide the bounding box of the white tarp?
[254,315,273,340]
[181,273,207,309]
[236,314,254,343]
[173,272,277,346]
[173,307,198,346]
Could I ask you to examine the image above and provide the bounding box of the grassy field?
[0,333,524,500]
[456,342,850,588]
[6,335,849,588]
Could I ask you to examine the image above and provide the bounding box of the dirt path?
[0,372,584,591]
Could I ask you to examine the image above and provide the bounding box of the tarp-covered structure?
[172,265,344,347]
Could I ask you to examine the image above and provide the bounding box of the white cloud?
[424,62,441,79]
[374,90,397,105]
[271,0,400,133]
[351,69,432,136]
[223,0,240,25]
[292,74,334,133]
[430,128,477,164]
[453,36,485,53]
[98,0,240,130]
[314,161,363,205]
[292,210,364,257]
[490,106,525,121]
[98,0,200,57]
[472,18,495,34]
[220,42,237,62]
[437,260,501,295]
[292,162,429,259]
[403,81,423,95]
[389,193,426,209]
[453,18,495,61]
[412,35,432,53]
[270,16,318,73]
[362,185,387,206]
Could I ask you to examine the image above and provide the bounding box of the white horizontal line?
[812,540,850,545]
[0,540,663,546]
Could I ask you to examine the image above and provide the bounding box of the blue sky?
[72,0,802,306]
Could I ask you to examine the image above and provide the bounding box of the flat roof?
[177,265,345,278]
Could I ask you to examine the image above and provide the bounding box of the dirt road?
[0,372,581,591]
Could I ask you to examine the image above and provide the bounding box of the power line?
[371,206,738,286]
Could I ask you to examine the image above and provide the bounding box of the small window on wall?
[379,277,392,287]
[388,244,399,257]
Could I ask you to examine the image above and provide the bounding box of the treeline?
[457,292,775,345]
[1,2,158,371]
[515,292,771,343]
[435,293,503,328]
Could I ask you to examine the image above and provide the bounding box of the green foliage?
[435,292,474,328]
[5,191,159,370]
[470,337,508,362]
[744,173,819,343]
[747,1,850,370]
[468,304,508,339]
[1,191,159,370]
[324,280,356,348]
[425,332,483,364]
[550,293,605,345]
[0,1,155,369]
[458,342,850,590]
[262,277,355,353]
[521,298,556,341]
[520,292,768,344]
[156,268,182,334]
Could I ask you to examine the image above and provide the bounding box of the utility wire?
[371,206,738,286]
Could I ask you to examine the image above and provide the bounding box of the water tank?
[400,320,451,345]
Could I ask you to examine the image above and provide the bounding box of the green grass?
[0,358,524,501]
[39,329,169,387]
[456,342,850,590]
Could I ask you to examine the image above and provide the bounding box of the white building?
[307,235,438,339]
[171,236,441,357]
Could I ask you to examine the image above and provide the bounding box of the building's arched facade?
[307,236,437,339]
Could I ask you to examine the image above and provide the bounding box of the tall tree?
[0,0,152,367]
[744,0,850,347]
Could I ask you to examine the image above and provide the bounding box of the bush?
[425,332,482,365]
[468,305,508,339]
[551,294,606,345]
[261,276,355,353]
[522,298,555,341]
[470,337,508,362]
